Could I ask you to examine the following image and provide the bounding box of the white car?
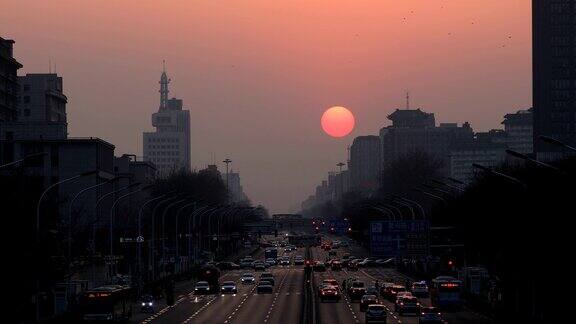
[279,257,291,266]
[241,273,255,284]
[411,281,429,297]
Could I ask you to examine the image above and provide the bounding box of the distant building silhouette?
[502,108,533,154]
[380,108,474,175]
[143,64,191,175]
[532,0,576,159]
[1,73,68,140]
[0,37,22,123]
[349,135,381,192]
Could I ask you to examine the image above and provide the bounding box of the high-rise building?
[349,135,381,192]
[532,0,576,159]
[380,108,474,175]
[502,108,533,154]
[0,37,22,123]
[227,171,247,203]
[143,64,191,175]
[1,73,68,140]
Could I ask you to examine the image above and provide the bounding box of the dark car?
[220,281,238,294]
[257,282,274,294]
[365,304,387,323]
[419,307,443,323]
[395,296,420,315]
[313,261,326,272]
[360,294,379,312]
[319,285,341,302]
[347,260,359,271]
[194,281,211,295]
[140,294,155,313]
[385,285,407,301]
[217,262,240,270]
[348,281,367,301]
[260,273,275,286]
[331,260,342,271]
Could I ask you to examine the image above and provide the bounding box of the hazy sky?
[1,0,532,213]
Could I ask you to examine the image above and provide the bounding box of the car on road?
[265,258,276,267]
[360,294,379,312]
[253,261,266,271]
[411,281,429,297]
[319,285,341,302]
[194,281,211,294]
[257,282,274,294]
[216,261,240,270]
[260,272,275,286]
[347,260,359,271]
[418,307,443,323]
[365,304,387,323]
[366,286,378,296]
[384,284,407,301]
[322,279,339,289]
[294,256,304,265]
[220,281,238,294]
[395,296,420,315]
[331,260,342,271]
[241,273,255,284]
[313,261,327,272]
[348,281,367,301]
[139,294,155,313]
[279,256,291,266]
[240,258,254,268]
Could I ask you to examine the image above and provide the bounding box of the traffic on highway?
[81,228,495,324]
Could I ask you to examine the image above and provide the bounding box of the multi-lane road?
[134,236,493,324]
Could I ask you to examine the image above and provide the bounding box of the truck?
[197,265,221,291]
[265,248,278,260]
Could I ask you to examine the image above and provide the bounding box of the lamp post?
[431,179,465,193]
[0,152,46,170]
[393,195,426,219]
[505,149,564,173]
[539,135,576,153]
[149,195,183,281]
[472,163,527,189]
[35,169,99,322]
[188,206,211,265]
[135,193,170,293]
[175,201,196,260]
[160,198,188,276]
[67,176,126,262]
[108,184,152,279]
[412,188,448,206]
[90,182,140,286]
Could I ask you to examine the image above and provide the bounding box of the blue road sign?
[370,220,429,257]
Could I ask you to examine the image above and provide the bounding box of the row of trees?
[302,151,575,322]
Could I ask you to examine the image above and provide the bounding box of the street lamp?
[34,169,99,322]
[149,194,184,281]
[384,197,415,220]
[175,201,196,260]
[188,206,211,264]
[393,195,426,219]
[412,188,448,206]
[472,163,527,189]
[67,176,127,262]
[160,198,189,275]
[539,135,576,153]
[0,151,46,170]
[505,149,564,174]
[431,179,465,193]
[109,184,152,256]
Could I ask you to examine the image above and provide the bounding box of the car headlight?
[148,302,153,306]
[141,302,146,306]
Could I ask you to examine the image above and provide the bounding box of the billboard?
[370,220,429,257]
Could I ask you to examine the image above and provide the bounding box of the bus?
[78,285,132,321]
[430,276,462,309]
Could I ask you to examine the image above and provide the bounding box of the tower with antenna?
[159,60,171,110]
[405,91,410,110]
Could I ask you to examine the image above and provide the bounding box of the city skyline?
[1,0,533,213]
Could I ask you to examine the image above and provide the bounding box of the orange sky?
[1,0,532,212]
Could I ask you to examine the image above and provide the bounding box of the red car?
[320,285,341,302]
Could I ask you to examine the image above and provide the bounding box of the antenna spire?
[159,60,170,110]
[406,91,410,110]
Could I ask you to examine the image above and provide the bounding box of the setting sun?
[321,106,355,138]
